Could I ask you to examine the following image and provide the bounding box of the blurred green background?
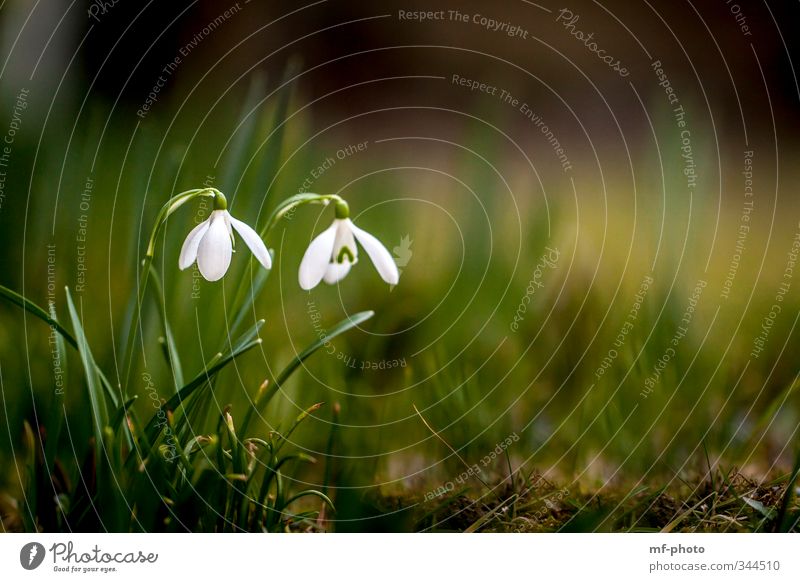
[1,0,799,530]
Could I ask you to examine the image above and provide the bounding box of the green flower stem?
[121,188,220,391]
[259,192,345,239]
[144,188,219,259]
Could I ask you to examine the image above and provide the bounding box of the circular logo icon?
[19,542,46,570]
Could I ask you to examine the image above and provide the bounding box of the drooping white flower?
[298,203,399,290]
[179,208,271,282]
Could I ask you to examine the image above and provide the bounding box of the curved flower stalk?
[298,200,399,290]
[178,194,271,282]
[124,187,269,387]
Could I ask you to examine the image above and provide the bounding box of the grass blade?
[282,489,334,512]
[110,397,138,433]
[276,310,374,387]
[227,250,273,340]
[140,322,264,450]
[240,310,374,435]
[65,288,109,452]
[250,58,301,220]
[43,301,68,476]
[0,284,77,349]
[0,283,119,408]
[272,402,322,458]
[148,265,184,390]
[220,72,268,197]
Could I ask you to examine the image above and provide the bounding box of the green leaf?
[274,452,316,472]
[0,284,119,409]
[44,301,68,476]
[227,251,273,339]
[224,63,301,339]
[220,72,268,197]
[224,412,246,476]
[250,58,301,221]
[148,265,184,390]
[240,310,374,435]
[177,318,264,450]
[272,402,322,458]
[268,469,285,530]
[281,489,335,512]
[139,320,264,452]
[65,287,109,451]
[123,187,218,390]
[110,397,138,433]
[0,283,77,349]
[65,287,123,529]
[259,192,340,239]
[276,310,374,387]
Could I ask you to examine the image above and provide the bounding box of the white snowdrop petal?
[298,223,338,290]
[332,220,357,262]
[228,213,272,269]
[178,220,211,270]
[323,260,352,285]
[349,220,400,285]
[196,211,232,281]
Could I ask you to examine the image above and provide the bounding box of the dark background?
[3,0,798,137]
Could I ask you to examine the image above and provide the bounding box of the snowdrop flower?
[179,192,271,281]
[299,201,399,290]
